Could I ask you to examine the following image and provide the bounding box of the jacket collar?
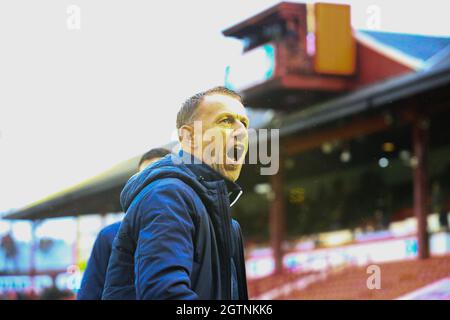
[178,150,243,207]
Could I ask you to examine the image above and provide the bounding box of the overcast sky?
[1,0,449,213]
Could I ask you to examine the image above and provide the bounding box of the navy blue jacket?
[77,221,121,300]
[102,152,248,300]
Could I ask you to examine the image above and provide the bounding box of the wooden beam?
[283,94,450,157]
[281,74,352,92]
[282,92,450,157]
[283,114,390,155]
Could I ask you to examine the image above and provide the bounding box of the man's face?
[138,157,162,172]
[187,93,249,182]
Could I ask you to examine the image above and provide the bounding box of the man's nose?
[232,124,248,142]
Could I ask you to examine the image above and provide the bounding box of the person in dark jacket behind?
[77,148,171,300]
[102,86,249,300]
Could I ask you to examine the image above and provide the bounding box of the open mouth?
[226,144,245,165]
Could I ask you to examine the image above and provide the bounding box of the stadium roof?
[360,30,450,62]
[3,154,140,220]
[355,30,450,70]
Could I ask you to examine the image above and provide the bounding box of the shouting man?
[102,86,249,300]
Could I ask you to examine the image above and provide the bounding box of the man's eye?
[221,118,233,124]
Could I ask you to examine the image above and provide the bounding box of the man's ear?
[179,125,196,150]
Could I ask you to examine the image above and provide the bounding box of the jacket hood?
[120,152,243,212]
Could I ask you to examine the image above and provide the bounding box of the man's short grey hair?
[176,86,243,129]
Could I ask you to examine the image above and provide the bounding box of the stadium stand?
[270,254,450,300]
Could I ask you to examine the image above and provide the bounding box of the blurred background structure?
[1,1,450,299]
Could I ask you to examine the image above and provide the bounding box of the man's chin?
[207,162,242,182]
[222,164,242,182]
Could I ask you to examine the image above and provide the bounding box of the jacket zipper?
[217,183,232,300]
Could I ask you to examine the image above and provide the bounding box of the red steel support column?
[412,118,430,260]
[269,157,286,274]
